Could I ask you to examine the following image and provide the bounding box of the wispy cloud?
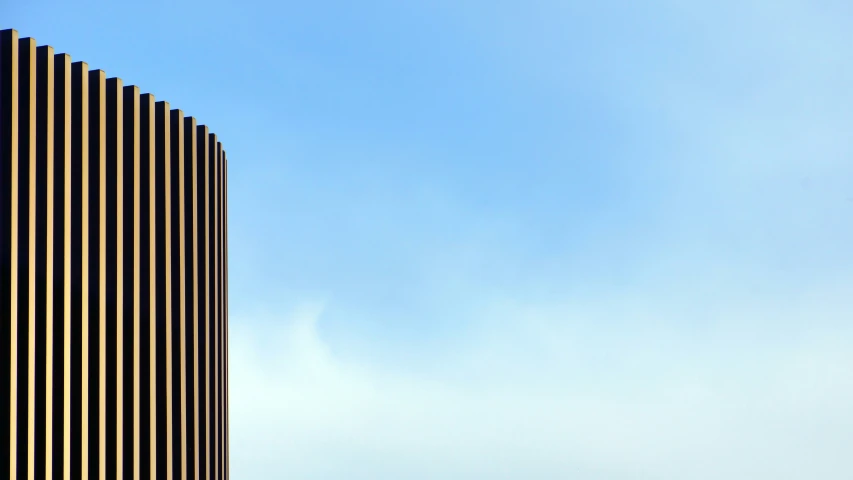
[226,1,853,474]
[230,274,853,479]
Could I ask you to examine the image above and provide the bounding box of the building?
[1,29,229,480]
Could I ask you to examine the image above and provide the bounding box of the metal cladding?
[1,29,229,480]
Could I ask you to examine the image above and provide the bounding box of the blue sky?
[6,0,853,478]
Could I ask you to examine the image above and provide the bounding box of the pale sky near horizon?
[5,0,853,478]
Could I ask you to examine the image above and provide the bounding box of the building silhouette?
[1,29,229,480]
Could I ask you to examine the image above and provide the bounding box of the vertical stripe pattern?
[1,29,230,480]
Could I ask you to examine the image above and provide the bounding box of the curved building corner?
[1,28,230,480]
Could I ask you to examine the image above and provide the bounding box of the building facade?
[1,29,229,480]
